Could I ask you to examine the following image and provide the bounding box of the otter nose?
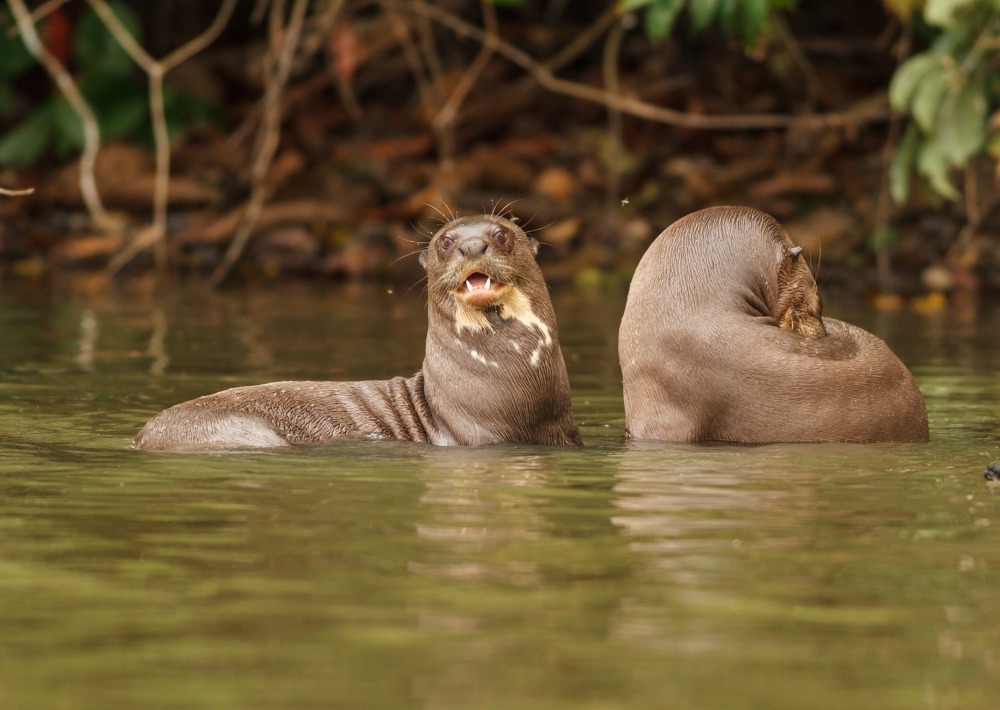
[458,236,489,257]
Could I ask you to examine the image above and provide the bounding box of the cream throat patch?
[451,285,554,367]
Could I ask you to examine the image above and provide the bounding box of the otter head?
[775,243,826,339]
[419,215,544,331]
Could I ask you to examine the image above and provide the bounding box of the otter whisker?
[498,198,521,220]
[395,234,431,247]
[390,248,427,267]
[405,273,429,297]
[425,202,452,225]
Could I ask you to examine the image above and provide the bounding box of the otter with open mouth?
[134,214,582,451]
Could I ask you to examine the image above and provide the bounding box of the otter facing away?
[135,215,582,450]
[619,206,928,444]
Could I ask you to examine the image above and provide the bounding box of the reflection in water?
[606,445,809,654]
[411,448,553,585]
[1,285,1000,707]
[75,307,98,371]
[147,308,169,376]
[408,447,556,705]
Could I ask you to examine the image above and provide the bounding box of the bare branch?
[379,1,440,122]
[432,1,499,174]
[160,0,239,73]
[6,0,113,229]
[211,0,314,286]
[4,0,68,37]
[83,0,154,71]
[542,4,620,76]
[603,17,627,215]
[88,0,239,274]
[391,0,891,132]
[0,185,34,196]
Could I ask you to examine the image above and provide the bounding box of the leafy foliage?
[0,2,220,168]
[618,0,798,45]
[887,0,1000,203]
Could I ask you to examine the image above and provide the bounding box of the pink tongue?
[466,273,490,290]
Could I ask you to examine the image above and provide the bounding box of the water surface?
[1,283,998,709]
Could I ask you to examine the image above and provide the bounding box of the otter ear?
[419,250,427,269]
[529,238,539,258]
[789,245,803,259]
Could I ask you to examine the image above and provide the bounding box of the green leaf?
[718,0,739,35]
[81,70,148,142]
[889,53,946,111]
[160,87,227,142]
[0,84,24,118]
[739,0,771,43]
[916,134,960,201]
[924,0,978,27]
[645,0,686,39]
[51,97,85,156]
[936,78,987,164]
[884,0,923,20]
[74,0,142,76]
[986,130,1000,160]
[0,10,35,80]
[0,101,57,166]
[890,122,920,204]
[620,0,655,10]
[868,226,899,251]
[911,62,951,132]
[688,0,720,33]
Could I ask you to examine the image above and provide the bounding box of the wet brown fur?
[135,215,581,450]
[619,206,928,443]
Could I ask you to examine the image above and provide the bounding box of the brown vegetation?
[1,0,997,296]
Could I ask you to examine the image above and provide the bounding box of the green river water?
[1,283,998,709]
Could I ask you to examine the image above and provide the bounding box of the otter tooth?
[485,277,491,290]
[465,279,473,291]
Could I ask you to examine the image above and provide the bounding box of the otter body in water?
[135,215,582,450]
[619,206,928,443]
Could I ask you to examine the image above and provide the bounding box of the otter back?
[619,206,928,444]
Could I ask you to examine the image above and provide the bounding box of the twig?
[872,20,918,295]
[542,4,620,76]
[0,186,34,196]
[85,0,238,274]
[211,0,313,286]
[4,0,68,37]
[6,0,113,230]
[771,13,825,107]
[251,0,272,26]
[391,0,892,131]
[603,16,627,216]
[320,1,363,123]
[416,12,446,101]
[432,1,499,175]
[873,110,902,294]
[379,1,439,123]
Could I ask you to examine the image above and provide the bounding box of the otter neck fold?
[419,215,580,447]
[421,283,577,447]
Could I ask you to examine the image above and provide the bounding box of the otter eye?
[491,228,507,244]
[439,235,455,250]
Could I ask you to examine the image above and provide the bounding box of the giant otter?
[619,206,929,443]
[135,215,582,450]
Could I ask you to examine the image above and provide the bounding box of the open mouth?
[457,271,505,307]
[464,272,494,293]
